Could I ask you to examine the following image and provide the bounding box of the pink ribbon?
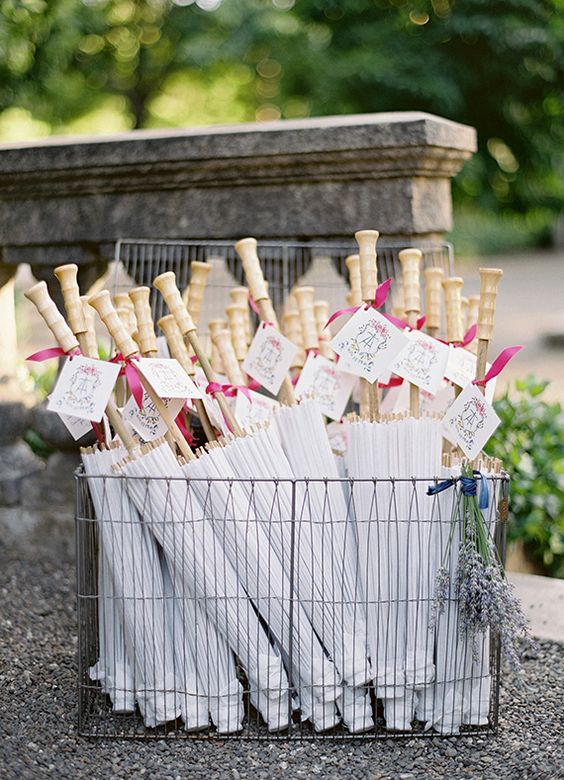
[175,411,196,446]
[324,278,392,329]
[26,346,81,361]
[206,381,252,403]
[112,353,144,408]
[472,345,524,387]
[247,378,261,391]
[378,375,404,389]
[436,323,477,348]
[248,292,260,315]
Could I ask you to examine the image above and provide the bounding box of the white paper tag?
[442,383,501,459]
[58,412,92,441]
[445,347,496,403]
[330,307,408,383]
[381,378,454,415]
[234,389,280,430]
[135,357,203,399]
[47,356,120,422]
[389,330,450,395]
[156,336,170,359]
[294,353,356,422]
[123,391,184,441]
[242,324,297,395]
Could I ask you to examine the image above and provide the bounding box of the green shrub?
[486,376,564,578]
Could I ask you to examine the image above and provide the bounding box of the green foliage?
[487,376,564,578]
[25,361,57,400]
[23,428,53,459]
[0,0,562,223]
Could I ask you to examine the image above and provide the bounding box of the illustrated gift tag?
[330,307,408,384]
[242,324,297,395]
[389,330,450,395]
[135,358,203,399]
[442,383,501,459]
[294,353,357,422]
[58,412,92,441]
[123,391,184,441]
[47,356,120,422]
[444,347,496,404]
[234,389,280,430]
[383,378,454,416]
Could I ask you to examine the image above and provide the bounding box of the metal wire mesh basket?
[112,239,454,342]
[76,469,507,740]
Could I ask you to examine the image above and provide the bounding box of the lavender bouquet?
[429,466,532,675]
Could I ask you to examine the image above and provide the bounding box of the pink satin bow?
[472,345,524,387]
[324,278,392,330]
[26,346,81,361]
[111,353,144,408]
[206,381,252,403]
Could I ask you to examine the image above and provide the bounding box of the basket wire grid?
[112,239,454,347]
[76,471,507,740]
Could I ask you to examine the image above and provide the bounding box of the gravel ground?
[1,504,563,780]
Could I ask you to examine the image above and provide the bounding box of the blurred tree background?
[1,0,562,252]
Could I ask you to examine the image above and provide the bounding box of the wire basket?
[76,470,507,740]
[112,239,454,339]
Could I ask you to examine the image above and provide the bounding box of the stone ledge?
[508,571,564,642]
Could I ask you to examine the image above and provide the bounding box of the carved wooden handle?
[80,296,99,359]
[460,296,469,334]
[345,253,362,307]
[24,282,80,354]
[153,271,196,335]
[467,294,480,329]
[116,307,135,338]
[293,286,318,351]
[477,267,503,341]
[235,237,269,302]
[184,261,212,324]
[423,266,444,330]
[212,328,246,386]
[314,300,335,360]
[53,264,87,336]
[89,290,139,358]
[208,318,227,374]
[355,230,379,302]
[398,248,422,315]
[225,303,249,362]
[391,286,406,321]
[128,286,157,356]
[157,314,194,376]
[282,311,305,369]
[229,285,252,344]
[442,277,464,343]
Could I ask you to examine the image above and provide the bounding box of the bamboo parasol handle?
[90,290,195,460]
[345,254,362,307]
[53,264,87,337]
[293,286,319,353]
[282,311,305,370]
[423,266,444,336]
[183,261,212,324]
[399,248,422,418]
[442,276,464,344]
[128,287,158,357]
[80,296,99,359]
[355,230,380,421]
[475,267,503,390]
[25,282,136,452]
[225,303,249,364]
[153,271,243,436]
[212,328,246,387]
[313,300,335,361]
[235,237,295,404]
[157,314,217,442]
